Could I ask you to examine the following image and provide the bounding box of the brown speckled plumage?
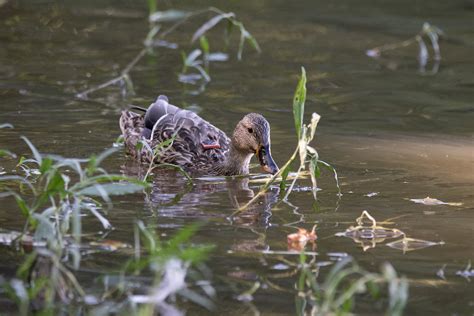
[119,95,278,176]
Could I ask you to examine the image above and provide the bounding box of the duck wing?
[147,96,231,170]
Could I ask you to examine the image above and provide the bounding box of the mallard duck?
[119,95,279,176]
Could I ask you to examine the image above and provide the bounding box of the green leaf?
[78,183,144,197]
[14,195,30,218]
[0,149,16,158]
[200,36,210,56]
[167,223,202,251]
[147,0,157,15]
[318,160,341,195]
[293,67,307,140]
[191,12,235,43]
[16,252,38,280]
[46,171,65,195]
[39,157,53,174]
[279,165,291,191]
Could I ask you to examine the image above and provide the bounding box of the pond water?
[1,0,473,314]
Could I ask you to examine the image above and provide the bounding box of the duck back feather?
[120,95,231,174]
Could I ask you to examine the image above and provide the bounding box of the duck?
[119,95,279,176]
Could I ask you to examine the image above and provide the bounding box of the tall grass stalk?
[235,67,339,213]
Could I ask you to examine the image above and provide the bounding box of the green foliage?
[237,68,340,212]
[293,67,307,139]
[296,255,408,315]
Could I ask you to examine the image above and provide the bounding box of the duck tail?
[119,111,144,159]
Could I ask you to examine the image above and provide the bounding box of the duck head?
[232,113,279,175]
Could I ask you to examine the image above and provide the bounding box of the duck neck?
[222,141,253,176]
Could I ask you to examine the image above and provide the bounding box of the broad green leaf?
[39,157,53,174]
[293,67,307,140]
[78,183,144,196]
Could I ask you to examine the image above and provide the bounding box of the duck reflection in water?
[120,162,279,228]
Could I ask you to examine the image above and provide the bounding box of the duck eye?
[247,127,253,134]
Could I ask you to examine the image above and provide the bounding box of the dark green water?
[1,0,473,314]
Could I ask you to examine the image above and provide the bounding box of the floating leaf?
[386,237,445,252]
[90,240,130,251]
[409,197,463,206]
[287,225,317,251]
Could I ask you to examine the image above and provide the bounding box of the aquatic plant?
[295,254,408,316]
[237,67,340,212]
[366,22,444,74]
[77,6,260,99]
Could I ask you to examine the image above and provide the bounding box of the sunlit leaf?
[417,38,428,68]
[149,10,189,23]
[21,136,42,165]
[185,49,202,66]
[293,67,307,139]
[191,12,235,43]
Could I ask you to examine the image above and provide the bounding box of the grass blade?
[293,67,307,139]
[191,13,235,43]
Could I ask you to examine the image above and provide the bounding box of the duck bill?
[257,145,279,175]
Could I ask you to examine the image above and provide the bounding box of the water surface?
[0,0,473,314]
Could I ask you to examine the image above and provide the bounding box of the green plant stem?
[233,145,300,214]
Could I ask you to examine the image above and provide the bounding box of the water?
[1,0,473,314]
